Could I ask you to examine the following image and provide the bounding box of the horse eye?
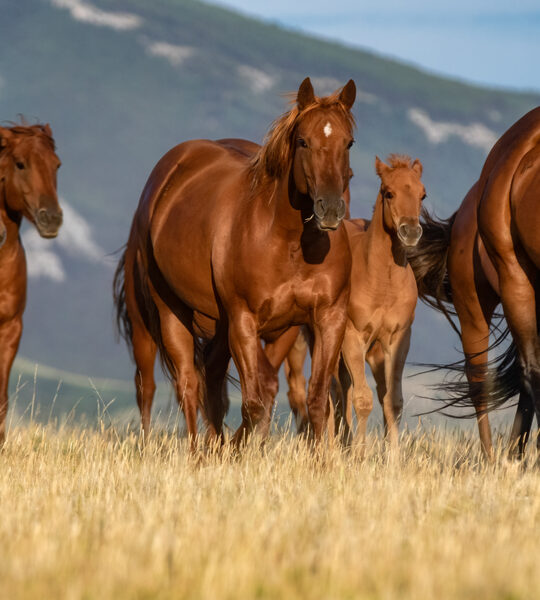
[16,161,25,170]
[347,139,355,149]
[297,138,308,149]
[384,191,393,200]
[421,193,427,201]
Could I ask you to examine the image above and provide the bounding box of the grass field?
[0,423,538,599]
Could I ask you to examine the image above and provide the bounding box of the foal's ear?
[297,77,315,110]
[375,156,389,178]
[339,79,356,110]
[43,123,53,138]
[0,127,13,149]
[412,158,423,177]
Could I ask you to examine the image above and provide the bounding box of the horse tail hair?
[112,245,133,352]
[407,207,459,336]
[413,319,522,418]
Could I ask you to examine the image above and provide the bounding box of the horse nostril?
[37,209,50,227]
[415,224,423,239]
[37,209,62,230]
[337,198,346,220]
[399,224,409,237]
[314,198,326,218]
[50,211,63,227]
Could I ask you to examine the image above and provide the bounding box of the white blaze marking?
[323,122,332,137]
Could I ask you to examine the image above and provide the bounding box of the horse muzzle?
[313,196,347,231]
[35,208,63,238]
[397,221,423,247]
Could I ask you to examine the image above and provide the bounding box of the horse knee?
[353,389,373,419]
[243,395,267,426]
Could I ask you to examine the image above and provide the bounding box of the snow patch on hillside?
[238,65,275,93]
[145,41,195,66]
[51,0,142,31]
[23,200,106,282]
[408,108,497,153]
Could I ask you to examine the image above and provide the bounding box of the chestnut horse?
[0,123,63,445]
[114,78,357,445]
[409,106,540,459]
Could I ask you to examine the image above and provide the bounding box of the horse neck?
[0,174,23,247]
[255,168,307,235]
[364,193,408,269]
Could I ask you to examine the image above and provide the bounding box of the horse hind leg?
[132,324,157,439]
[152,296,202,452]
[202,328,231,444]
[283,331,309,434]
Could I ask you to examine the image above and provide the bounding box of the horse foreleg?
[341,324,371,453]
[229,311,277,445]
[283,331,309,434]
[0,316,22,447]
[307,306,347,442]
[379,327,411,450]
[333,357,352,445]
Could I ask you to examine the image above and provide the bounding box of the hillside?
[1,0,539,390]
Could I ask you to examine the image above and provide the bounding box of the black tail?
[415,327,521,418]
[407,207,459,336]
[112,245,133,352]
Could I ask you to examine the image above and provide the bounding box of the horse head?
[0,124,62,238]
[292,78,356,230]
[375,155,425,247]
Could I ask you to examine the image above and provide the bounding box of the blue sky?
[214,0,540,92]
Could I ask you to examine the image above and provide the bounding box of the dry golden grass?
[0,423,538,600]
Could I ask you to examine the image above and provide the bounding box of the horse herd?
[1,78,539,460]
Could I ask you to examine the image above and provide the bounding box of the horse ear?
[43,123,53,138]
[0,127,12,148]
[339,79,356,110]
[297,77,315,110]
[412,158,423,177]
[375,156,389,178]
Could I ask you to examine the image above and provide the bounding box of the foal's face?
[376,157,425,247]
[293,78,356,231]
[0,126,63,238]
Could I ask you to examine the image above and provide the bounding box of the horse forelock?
[2,122,56,151]
[386,154,414,170]
[248,90,355,189]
